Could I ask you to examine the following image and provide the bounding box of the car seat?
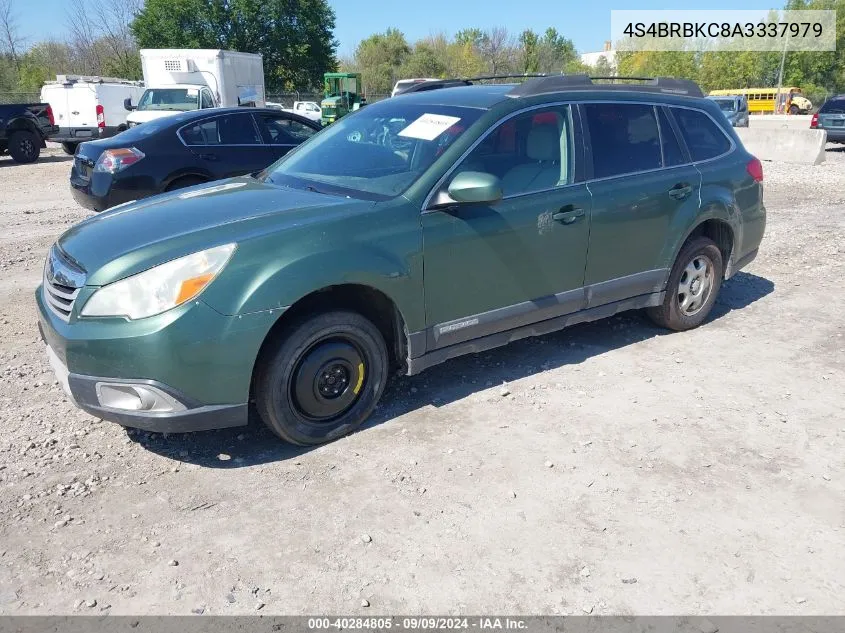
[500,125,561,196]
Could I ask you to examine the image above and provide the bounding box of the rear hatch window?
[820,98,845,114]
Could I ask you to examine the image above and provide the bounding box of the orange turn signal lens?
[175,273,214,304]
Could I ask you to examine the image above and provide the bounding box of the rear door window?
[672,108,732,162]
[181,113,261,146]
[583,103,662,179]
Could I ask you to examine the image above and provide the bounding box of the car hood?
[57,177,369,286]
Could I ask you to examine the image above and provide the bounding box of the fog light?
[95,383,187,413]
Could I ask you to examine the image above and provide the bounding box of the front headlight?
[80,244,236,320]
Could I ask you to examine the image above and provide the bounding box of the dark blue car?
[70,107,321,212]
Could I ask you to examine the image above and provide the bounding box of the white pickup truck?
[271,100,321,123]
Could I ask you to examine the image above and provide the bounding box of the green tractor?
[321,73,365,126]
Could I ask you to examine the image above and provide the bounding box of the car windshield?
[259,102,483,200]
[137,89,200,112]
[820,98,845,114]
[713,99,737,112]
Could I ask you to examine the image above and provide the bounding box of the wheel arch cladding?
[684,218,734,272]
[250,283,410,394]
[666,200,737,281]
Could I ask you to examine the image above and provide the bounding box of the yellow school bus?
[709,87,812,114]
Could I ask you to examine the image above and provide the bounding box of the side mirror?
[124,98,136,111]
[447,171,503,204]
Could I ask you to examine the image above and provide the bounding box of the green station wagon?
[37,75,766,446]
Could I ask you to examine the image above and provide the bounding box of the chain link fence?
[265,92,390,107]
[0,93,41,104]
[2,92,394,107]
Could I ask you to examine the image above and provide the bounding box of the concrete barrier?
[749,114,813,130]
[735,127,827,165]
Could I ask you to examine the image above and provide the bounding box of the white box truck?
[126,49,265,127]
[40,75,145,154]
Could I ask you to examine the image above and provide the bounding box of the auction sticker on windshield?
[398,114,462,141]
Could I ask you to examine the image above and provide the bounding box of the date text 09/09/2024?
[623,21,824,39]
[307,617,528,630]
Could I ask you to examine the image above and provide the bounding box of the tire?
[8,131,40,164]
[165,176,206,192]
[789,105,799,115]
[255,311,389,445]
[61,142,78,156]
[647,237,723,331]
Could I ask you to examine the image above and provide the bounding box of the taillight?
[96,104,105,129]
[46,104,55,126]
[747,156,763,183]
[810,112,819,128]
[94,147,145,174]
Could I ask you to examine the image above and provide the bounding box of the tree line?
[0,0,338,95]
[340,27,590,95]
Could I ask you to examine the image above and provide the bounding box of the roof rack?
[464,73,549,82]
[48,74,144,86]
[396,74,549,95]
[394,73,704,98]
[506,75,703,98]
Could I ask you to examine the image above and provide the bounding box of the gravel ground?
[0,147,842,615]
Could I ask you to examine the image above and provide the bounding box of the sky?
[12,0,782,57]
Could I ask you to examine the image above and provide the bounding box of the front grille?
[42,246,85,322]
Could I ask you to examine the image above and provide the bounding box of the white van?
[125,49,265,127]
[40,75,145,154]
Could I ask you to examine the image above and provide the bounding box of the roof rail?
[397,78,473,95]
[506,74,704,98]
[464,73,549,82]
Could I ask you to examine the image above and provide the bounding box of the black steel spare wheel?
[255,310,389,446]
[291,338,366,421]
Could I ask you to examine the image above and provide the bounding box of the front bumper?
[36,286,278,433]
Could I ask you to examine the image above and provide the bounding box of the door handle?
[199,153,219,161]
[668,183,692,200]
[552,206,585,224]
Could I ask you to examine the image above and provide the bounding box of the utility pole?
[775,26,790,114]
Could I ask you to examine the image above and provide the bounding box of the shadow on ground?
[133,271,775,468]
[0,155,73,168]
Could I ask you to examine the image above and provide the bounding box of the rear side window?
[672,108,731,162]
[259,114,317,144]
[657,107,685,167]
[584,103,661,179]
[820,98,845,114]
